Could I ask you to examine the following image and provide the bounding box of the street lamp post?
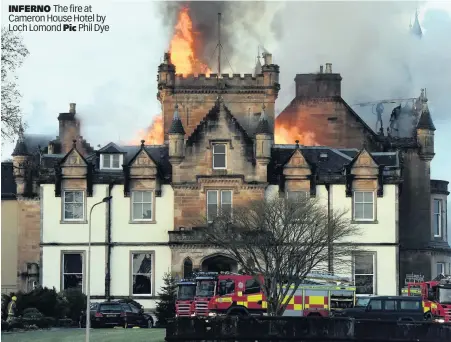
[86,196,112,342]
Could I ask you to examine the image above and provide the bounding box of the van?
[338,296,424,321]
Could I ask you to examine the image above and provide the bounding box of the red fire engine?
[403,274,451,323]
[190,271,356,318]
[175,278,196,317]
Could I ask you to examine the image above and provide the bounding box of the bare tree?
[1,27,29,142]
[199,195,359,316]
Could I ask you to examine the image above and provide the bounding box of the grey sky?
[1,1,450,194]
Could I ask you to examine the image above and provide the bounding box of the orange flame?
[169,6,211,75]
[130,115,163,145]
[274,124,318,145]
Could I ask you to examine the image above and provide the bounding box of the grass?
[1,327,166,342]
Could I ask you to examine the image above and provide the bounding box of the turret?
[416,89,435,161]
[157,52,176,91]
[254,55,262,76]
[261,52,280,93]
[255,104,273,164]
[168,104,185,165]
[11,122,32,196]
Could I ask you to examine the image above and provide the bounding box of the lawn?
[1,327,166,342]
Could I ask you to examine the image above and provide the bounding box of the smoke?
[159,1,451,128]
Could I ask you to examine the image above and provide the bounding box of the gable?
[130,149,157,168]
[350,149,379,178]
[61,148,87,167]
[283,149,311,179]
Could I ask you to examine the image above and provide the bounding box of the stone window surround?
[433,198,444,238]
[352,251,377,296]
[100,153,123,170]
[352,190,378,224]
[60,250,86,293]
[129,250,155,297]
[129,190,156,224]
[212,143,227,170]
[207,189,233,223]
[286,190,309,201]
[61,190,87,224]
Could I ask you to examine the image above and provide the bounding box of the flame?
[275,123,318,145]
[169,6,211,75]
[130,115,163,145]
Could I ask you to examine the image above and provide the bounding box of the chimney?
[294,63,342,98]
[263,52,272,65]
[69,103,76,114]
[325,63,332,73]
[164,52,171,64]
[58,103,81,154]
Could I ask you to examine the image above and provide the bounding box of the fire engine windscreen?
[196,280,215,297]
[177,284,196,300]
[438,286,451,304]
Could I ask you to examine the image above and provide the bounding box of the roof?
[268,145,399,184]
[169,105,186,135]
[1,162,16,199]
[416,104,436,131]
[98,142,124,153]
[255,105,271,135]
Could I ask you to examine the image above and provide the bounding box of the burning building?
[2,6,449,307]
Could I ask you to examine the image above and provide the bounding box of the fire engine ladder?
[305,271,353,286]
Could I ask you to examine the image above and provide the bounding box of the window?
[353,191,374,221]
[433,199,442,237]
[368,299,382,310]
[353,254,375,295]
[437,262,445,276]
[212,144,226,169]
[244,279,261,294]
[100,154,122,170]
[62,253,83,291]
[183,258,193,278]
[131,253,153,295]
[63,191,84,221]
[400,300,420,310]
[207,190,232,222]
[384,300,396,311]
[132,191,153,221]
[287,191,309,201]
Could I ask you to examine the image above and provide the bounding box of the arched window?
[183,258,193,278]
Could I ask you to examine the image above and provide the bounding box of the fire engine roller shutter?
[304,289,328,309]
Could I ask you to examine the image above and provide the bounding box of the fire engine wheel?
[228,310,246,317]
[424,312,433,321]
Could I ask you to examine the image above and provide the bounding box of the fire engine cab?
[402,273,451,322]
[175,278,196,317]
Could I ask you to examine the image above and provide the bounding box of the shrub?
[155,272,177,326]
[16,287,68,318]
[61,288,86,322]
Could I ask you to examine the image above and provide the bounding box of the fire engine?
[401,273,451,322]
[175,278,196,317]
[191,271,356,317]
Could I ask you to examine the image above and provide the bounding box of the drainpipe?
[326,184,333,273]
[105,183,114,300]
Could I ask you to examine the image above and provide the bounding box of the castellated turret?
[416,89,435,161]
[168,104,185,165]
[11,123,32,196]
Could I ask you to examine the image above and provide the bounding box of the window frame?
[286,191,309,201]
[62,190,85,222]
[61,251,85,293]
[212,144,227,170]
[353,253,376,295]
[130,251,155,297]
[131,190,154,222]
[433,199,442,238]
[100,153,123,170]
[206,189,233,223]
[353,191,375,222]
[437,262,445,276]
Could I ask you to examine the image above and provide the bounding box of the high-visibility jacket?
[7,301,16,317]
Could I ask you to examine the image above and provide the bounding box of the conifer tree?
[155,272,177,325]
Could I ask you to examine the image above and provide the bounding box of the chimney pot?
[69,103,76,114]
[164,52,171,64]
[320,65,324,73]
[263,53,273,65]
[325,63,332,73]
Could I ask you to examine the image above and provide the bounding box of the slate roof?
[416,105,436,131]
[169,105,186,135]
[255,106,271,135]
[1,162,16,199]
[337,148,399,167]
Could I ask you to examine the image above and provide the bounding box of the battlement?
[170,73,268,88]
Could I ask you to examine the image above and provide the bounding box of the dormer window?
[100,154,123,170]
[213,144,226,169]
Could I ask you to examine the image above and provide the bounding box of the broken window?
[132,253,153,295]
[132,191,153,221]
[63,191,84,221]
[62,252,83,291]
[212,144,226,169]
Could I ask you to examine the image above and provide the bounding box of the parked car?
[80,301,150,328]
[114,299,154,328]
[79,302,98,328]
[337,296,424,321]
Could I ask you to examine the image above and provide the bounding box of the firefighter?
[7,296,17,322]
